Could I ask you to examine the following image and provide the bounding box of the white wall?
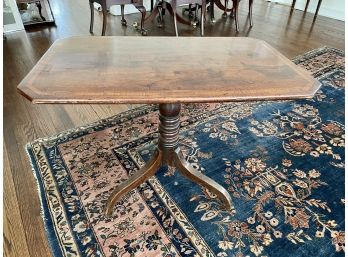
[4,0,24,33]
[268,0,345,21]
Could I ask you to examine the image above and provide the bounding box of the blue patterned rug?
[27,47,344,257]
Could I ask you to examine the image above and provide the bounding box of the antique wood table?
[18,36,320,216]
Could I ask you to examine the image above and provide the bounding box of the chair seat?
[176,0,204,6]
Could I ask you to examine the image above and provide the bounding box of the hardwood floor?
[3,0,344,256]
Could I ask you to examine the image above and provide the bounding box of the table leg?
[105,103,233,216]
[174,148,233,210]
[105,149,162,216]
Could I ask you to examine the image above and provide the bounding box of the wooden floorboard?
[4,0,344,256]
[4,143,31,257]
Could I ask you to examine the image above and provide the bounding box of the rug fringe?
[25,143,64,257]
[25,143,45,220]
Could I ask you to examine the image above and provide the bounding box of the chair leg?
[229,0,234,17]
[145,0,162,27]
[172,0,178,36]
[222,0,228,18]
[314,0,322,17]
[201,0,206,36]
[188,4,193,17]
[89,0,94,33]
[210,0,215,22]
[121,5,127,26]
[248,0,253,27]
[36,2,46,21]
[291,0,296,10]
[232,0,239,32]
[194,3,199,24]
[158,4,164,27]
[135,5,147,35]
[304,0,310,12]
[101,1,107,36]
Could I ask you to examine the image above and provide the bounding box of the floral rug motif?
[26,47,345,257]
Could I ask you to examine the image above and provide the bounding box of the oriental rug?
[26,47,345,257]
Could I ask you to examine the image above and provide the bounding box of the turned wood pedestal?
[105,103,233,215]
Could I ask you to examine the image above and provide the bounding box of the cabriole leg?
[174,148,233,211]
[105,149,162,216]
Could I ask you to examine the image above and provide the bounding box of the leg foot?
[304,0,310,12]
[290,0,296,12]
[222,0,228,18]
[232,0,239,32]
[89,1,94,33]
[210,0,215,22]
[157,6,164,27]
[104,149,162,216]
[174,148,233,211]
[135,5,147,35]
[172,2,179,36]
[201,0,206,36]
[121,4,127,26]
[314,0,322,18]
[248,0,253,27]
[101,1,107,36]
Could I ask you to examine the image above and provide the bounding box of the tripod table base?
[105,103,233,216]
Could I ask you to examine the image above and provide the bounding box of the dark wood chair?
[89,0,147,35]
[291,0,322,19]
[222,0,253,32]
[146,0,207,36]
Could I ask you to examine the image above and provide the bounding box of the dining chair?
[223,0,253,32]
[291,0,322,19]
[146,0,207,36]
[89,0,147,35]
[173,0,207,36]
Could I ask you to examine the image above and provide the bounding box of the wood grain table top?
[17,36,320,104]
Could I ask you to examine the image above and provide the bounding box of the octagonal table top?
[17,36,320,104]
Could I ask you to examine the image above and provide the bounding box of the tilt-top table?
[18,36,320,216]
